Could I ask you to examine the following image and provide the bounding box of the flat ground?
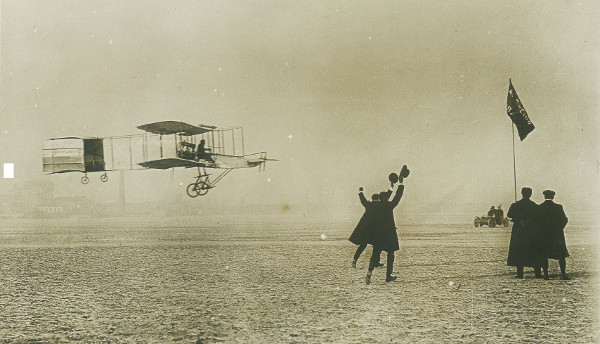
[0,214,597,343]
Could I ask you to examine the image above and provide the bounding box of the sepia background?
[1,0,598,213]
[0,1,598,342]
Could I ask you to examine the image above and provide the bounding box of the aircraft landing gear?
[187,181,212,198]
[185,167,233,198]
[80,172,108,184]
[186,167,212,198]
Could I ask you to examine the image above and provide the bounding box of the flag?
[507,80,535,141]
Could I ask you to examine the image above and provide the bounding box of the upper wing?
[137,121,216,135]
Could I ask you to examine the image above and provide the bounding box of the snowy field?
[0,214,598,343]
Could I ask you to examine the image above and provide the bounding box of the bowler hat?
[379,191,390,201]
[521,187,533,197]
[543,190,555,199]
[388,173,399,184]
[400,165,410,178]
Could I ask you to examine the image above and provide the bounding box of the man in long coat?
[366,182,404,284]
[537,189,570,280]
[507,187,543,278]
[349,188,382,268]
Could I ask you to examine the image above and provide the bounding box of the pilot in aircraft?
[196,139,212,162]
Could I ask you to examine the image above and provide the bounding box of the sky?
[0,1,599,215]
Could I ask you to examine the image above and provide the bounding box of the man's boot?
[385,253,397,282]
[559,258,570,280]
[515,266,524,279]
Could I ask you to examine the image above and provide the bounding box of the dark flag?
[507,80,535,140]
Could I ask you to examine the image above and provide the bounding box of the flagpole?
[511,123,517,202]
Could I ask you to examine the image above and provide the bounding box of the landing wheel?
[100,173,108,182]
[474,218,479,227]
[187,181,211,198]
[198,181,211,196]
[187,183,200,198]
[81,175,89,184]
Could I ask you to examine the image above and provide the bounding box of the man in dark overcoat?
[349,188,382,268]
[507,187,543,278]
[537,189,570,280]
[496,205,504,226]
[366,182,404,284]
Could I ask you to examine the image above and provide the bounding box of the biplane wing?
[138,158,208,169]
[139,156,257,170]
[137,121,215,135]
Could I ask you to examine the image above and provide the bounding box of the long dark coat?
[537,200,569,259]
[367,186,404,253]
[349,193,377,245]
[507,198,543,267]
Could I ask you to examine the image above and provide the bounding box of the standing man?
[538,190,570,280]
[507,187,543,278]
[366,166,409,284]
[496,205,504,226]
[349,189,382,268]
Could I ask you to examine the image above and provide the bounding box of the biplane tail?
[257,152,278,172]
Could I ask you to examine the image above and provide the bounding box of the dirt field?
[0,214,597,343]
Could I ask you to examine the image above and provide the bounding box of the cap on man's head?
[371,194,379,201]
[543,190,555,199]
[379,191,390,201]
[521,187,533,197]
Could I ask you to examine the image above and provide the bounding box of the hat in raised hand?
[400,165,410,179]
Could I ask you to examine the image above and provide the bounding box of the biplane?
[42,121,276,197]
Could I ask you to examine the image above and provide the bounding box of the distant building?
[53,196,94,215]
[0,179,101,218]
[32,205,64,218]
[0,181,29,217]
[0,198,27,218]
[23,180,55,205]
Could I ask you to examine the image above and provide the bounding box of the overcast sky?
[1,1,598,214]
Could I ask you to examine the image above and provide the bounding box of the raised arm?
[390,184,405,208]
[359,191,368,207]
[358,187,369,207]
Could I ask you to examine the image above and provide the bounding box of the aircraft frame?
[42,121,276,197]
